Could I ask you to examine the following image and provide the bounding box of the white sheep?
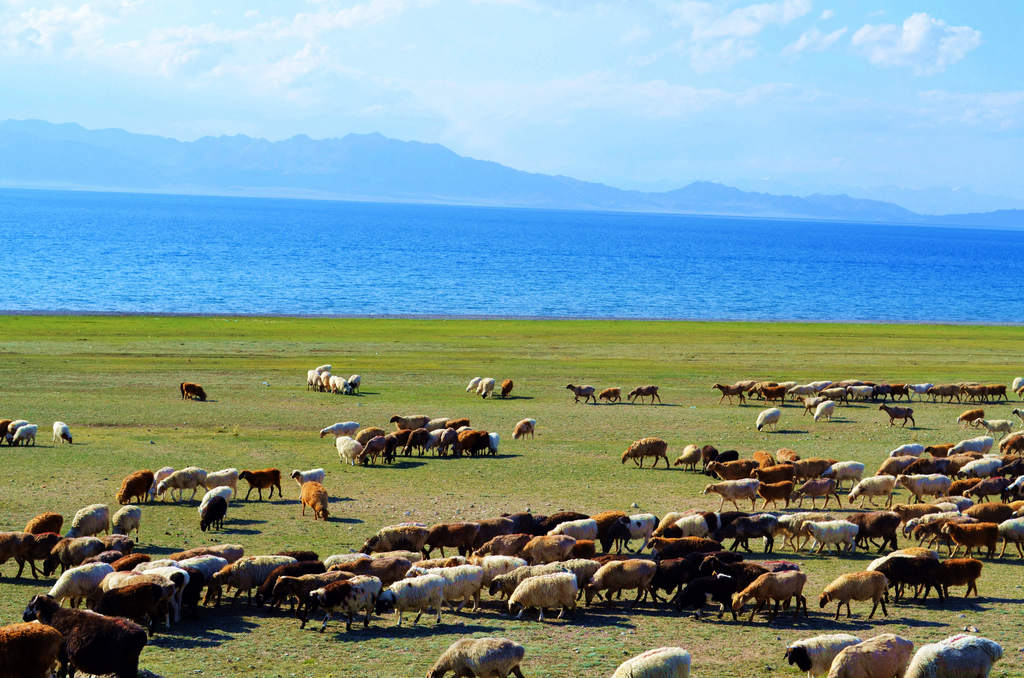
[306,369,320,390]
[806,520,859,554]
[318,372,332,391]
[378,573,446,626]
[896,474,952,503]
[702,479,760,511]
[328,374,349,394]
[957,457,1002,478]
[826,634,914,678]
[997,517,1024,558]
[407,564,484,612]
[111,505,142,538]
[788,384,818,398]
[198,486,234,514]
[427,637,526,678]
[672,514,711,538]
[477,378,496,398]
[176,555,229,580]
[890,443,925,458]
[336,436,364,466]
[673,444,701,471]
[1013,377,1024,394]
[9,423,37,446]
[48,562,114,607]
[320,421,359,438]
[625,513,659,550]
[951,436,994,455]
[547,518,598,541]
[51,421,72,444]
[203,468,238,495]
[290,468,325,487]
[466,377,482,393]
[324,553,372,570]
[347,374,361,394]
[488,432,500,455]
[903,635,1002,678]
[909,383,933,399]
[66,504,110,538]
[611,647,691,678]
[469,555,528,586]
[314,364,332,374]
[784,634,863,678]
[822,461,865,492]
[848,476,896,508]
[777,381,798,390]
[977,419,1015,438]
[756,408,781,432]
[813,400,836,422]
[867,548,939,572]
[508,571,578,621]
[777,513,835,551]
[847,385,875,400]
[148,467,175,501]
[155,467,208,502]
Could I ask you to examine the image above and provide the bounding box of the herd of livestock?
[3,369,1024,677]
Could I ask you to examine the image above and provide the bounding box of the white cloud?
[918,90,1024,130]
[784,26,846,55]
[820,9,834,20]
[851,12,981,75]
[620,26,651,45]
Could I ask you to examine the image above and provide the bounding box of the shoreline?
[2,310,1022,327]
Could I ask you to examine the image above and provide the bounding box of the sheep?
[672,444,702,471]
[794,457,838,480]
[622,437,669,469]
[599,387,622,403]
[466,376,482,392]
[714,382,748,404]
[611,647,691,678]
[145,466,174,502]
[508,571,578,620]
[22,593,147,678]
[205,555,297,606]
[474,377,496,398]
[488,432,500,455]
[548,518,598,542]
[48,562,115,607]
[111,505,142,538]
[937,558,984,598]
[427,637,526,678]
[826,634,914,678]
[425,522,481,557]
[903,635,1002,678]
[289,468,325,488]
[821,461,865,492]
[784,634,863,678]
[997,517,1024,557]
[1000,432,1024,455]
[167,543,243,563]
[487,562,568,599]
[942,521,999,558]
[951,435,995,455]
[238,468,282,500]
[621,513,658,551]
[629,385,662,404]
[362,524,430,555]
[469,555,528,587]
[964,476,1011,503]
[718,514,779,553]
[8,423,37,446]
[10,532,61,579]
[956,457,1002,478]
[305,575,383,632]
[353,427,387,446]
[897,474,953,503]
[201,468,238,497]
[407,564,485,612]
[255,560,327,607]
[456,429,491,457]
[402,427,432,456]
[270,570,351,613]
[198,486,233,520]
[496,378,514,398]
[306,368,319,390]
[584,559,656,605]
[519,535,575,564]
[24,512,63,535]
[0,620,64,678]
[756,407,781,432]
[116,470,154,506]
[848,476,897,508]
[792,478,840,509]
[702,479,760,511]
[813,400,836,422]
[300,481,330,520]
[818,571,888,620]
[358,436,388,464]
[757,480,795,510]
[847,385,875,401]
[751,449,775,467]
[806,520,859,555]
[876,455,919,476]
[730,569,807,622]
[43,536,106,576]
[776,513,835,551]
[565,384,597,404]
[707,459,758,480]
[66,504,110,538]
[890,443,925,458]
[48,421,73,446]
[155,467,208,502]
[319,421,359,439]
[957,408,985,428]
[375,573,446,626]
[846,511,901,552]
[513,418,536,440]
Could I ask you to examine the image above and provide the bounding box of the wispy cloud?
[784,26,846,55]
[851,12,981,75]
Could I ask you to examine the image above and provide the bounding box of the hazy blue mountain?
[0,119,1020,226]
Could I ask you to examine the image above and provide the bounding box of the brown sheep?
[793,457,837,480]
[925,443,955,457]
[751,450,775,468]
[598,387,621,403]
[499,379,514,398]
[628,385,662,404]
[357,436,387,465]
[1000,433,1024,455]
[455,430,491,457]
[964,477,1012,503]
[13,532,62,579]
[570,540,597,559]
[937,557,983,597]
[24,512,63,535]
[444,418,470,429]
[957,408,985,428]
[879,403,915,427]
[757,480,794,510]
[0,621,64,678]
[472,518,517,548]
[180,381,207,401]
[592,511,630,553]
[512,419,536,440]
[238,469,282,501]
[565,384,597,404]
[876,455,919,476]
[776,448,800,463]
[712,383,746,404]
[964,502,1016,524]
[759,385,787,404]
[751,463,794,484]
[299,481,330,520]
[472,533,532,557]
[116,470,154,505]
[111,553,150,571]
[949,478,983,495]
[621,437,669,469]
[403,428,432,456]
[792,478,840,508]
[942,521,999,558]
[648,537,723,560]
[519,535,575,564]
[354,427,386,446]
[707,459,760,480]
[424,522,481,557]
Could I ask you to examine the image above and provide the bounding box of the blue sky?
[1,0,1022,208]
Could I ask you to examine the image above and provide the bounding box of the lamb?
[673,444,702,471]
[897,474,952,503]
[375,573,446,626]
[565,384,597,404]
[826,634,914,678]
[425,522,481,557]
[611,647,691,678]
[155,467,208,502]
[66,504,110,538]
[0,621,64,678]
[116,470,154,505]
[48,562,115,607]
[756,407,781,432]
[548,518,598,542]
[942,521,999,558]
[848,476,897,508]
[622,437,670,469]
[702,479,760,511]
[792,478,840,509]
[672,572,739,618]
[513,418,536,440]
[997,517,1024,557]
[818,571,888,620]
[306,575,383,632]
[111,505,142,538]
[730,569,807,622]
[477,378,496,398]
[806,520,859,555]
[821,461,865,492]
[599,387,622,403]
[205,555,297,606]
[784,634,863,678]
[198,486,233,519]
[300,481,330,520]
[584,559,657,605]
[427,638,527,678]
[903,635,1002,678]
[813,400,836,422]
[290,468,325,488]
[508,571,578,620]
[9,423,37,446]
[488,432,500,455]
[22,594,147,678]
[519,535,575,564]
[361,524,431,555]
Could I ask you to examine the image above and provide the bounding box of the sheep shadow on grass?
[771,429,809,435]
[324,515,362,525]
[149,614,260,649]
[319,621,503,642]
[223,518,267,526]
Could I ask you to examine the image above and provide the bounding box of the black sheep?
[199,495,227,532]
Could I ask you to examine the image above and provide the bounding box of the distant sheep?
[238,469,282,500]
[599,387,622,403]
[52,421,72,444]
[628,385,662,404]
[320,421,359,438]
[756,408,781,432]
[300,481,330,520]
[565,384,597,404]
[513,418,536,440]
[155,467,208,502]
[180,382,207,401]
[500,379,514,398]
[477,378,496,398]
[673,444,702,471]
[622,437,669,469]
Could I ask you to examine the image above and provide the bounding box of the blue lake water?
[2,188,1022,322]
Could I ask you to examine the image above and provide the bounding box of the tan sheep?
[673,444,702,471]
[512,419,536,440]
[621,437,669,469]
[818,571,889,620]
[583,559,656,606]
[702,479,760,511]
[731,570,807,622]
[826,634,914,678]
[299,481,330,520]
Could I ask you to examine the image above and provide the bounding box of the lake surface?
[2,188,1022,322]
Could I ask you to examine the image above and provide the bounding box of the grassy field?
[1,316,1023,677]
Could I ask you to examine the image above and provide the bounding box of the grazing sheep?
[848,476,896,508]
[9,423,37,446]
[673,444,702,471]
[611,647,691,678]
[390,415,431,431]
[622,437,670,469]
[43,537,106,576]
[116,470,154,505]
[167,544,244,563]
[508,571,578,621]
[513,418,536,440]
[155,467,208,502]
[806,520,859,555]
[708,459,760,480]
[903,635,1002,678]
[375,573,446,626]
[111,506,142,538]
[890,443,925,458]
[198,486,234,518]
[784,634,863,678]
[821,461,865,492]
[180,382,207,401]
[942,522,999,558]
[354,427,387,446]
[599,387,622,403]
[306,575,383,632]
[406,564,485,612]
[826,634,914,678]
[584,559,657,606]
[897,474,953,503]
[629,385,662,404]
[147,467,174,501]
[456,430,491,457]
[499,379,514,398]
[238,468,282,500]
[466,377,482,392]
[519,535,575,564]
[477,378,496,398]
[702,479,760,511]
[818,571,888,620]
[361,524,431,555]
[66,504,110,538]
[425,522,481,557]
[24,512,63,535]
[565,384,597,404]
[427,638,526,678]
[813,400,836,422]
[0,620,64,678]
[792,478,841,509]
[730,569,807,622]
[756,408,781,432]
[48,562,115,607]
[300,481,330,520]
[51,421,72,444]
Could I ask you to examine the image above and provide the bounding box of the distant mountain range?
[1,119,1021,227]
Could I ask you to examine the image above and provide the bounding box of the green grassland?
[1,316,1023,677]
